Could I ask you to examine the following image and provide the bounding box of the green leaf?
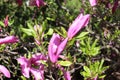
[80,72,90,78]
[20,76,27,80]
[8,19,14,26]
[99,59,104,71]
[46,17,55,21]
[42,20,47,31]
[27,22,34,30]
[83,66,91,74]
[0,21,5,27]
[99,75,106,79]
[76,32,89,39]
[58,60,72,67]
[61,27,67,37]
[21,28,34,36]
[45,28,53,36]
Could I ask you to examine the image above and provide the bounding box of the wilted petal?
[89,0,97,6]
[0,36,19,44]
[0,65,10,78]
[17,57,30,78]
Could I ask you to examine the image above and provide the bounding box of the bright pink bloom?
[67,14,90,39]
[16,0,23,6]
[112,0,118,13]
[17,53,47,80]
[0,36,19,44]
[89,0,97,6]
[0,65,11,78]
[29,0,45,7]
[48,33,68,63]
[4,15,9,27]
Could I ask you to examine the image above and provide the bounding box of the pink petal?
[30,53,47,65]
[0,36,19,44]
[89,0,97,7]
[0,65,11,78]
[67,14,83,38]
[48,44,58,63]
[57,38,68,55]
[73,14,90,35]
[21,66,30,78]
[48,33,61,63]
[17,57,30,78]
[30,65,44,80]
[4,15,9,27]
[67,14,90,39]
[36,0,40,7]
[29,0,45,7]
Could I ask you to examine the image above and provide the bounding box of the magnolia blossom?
[0,65,11,78]
[89,0,97,6]
[17,53,47,80]
[4,15,9,27]
[0,36,19,44]
[67,13,90,39]
[29,0,45,7]
[48,33,68,63]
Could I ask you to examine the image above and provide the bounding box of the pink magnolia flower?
[16,0,23,6]
[0,36,19,44]
[4,15,9,27]
[89,0,97,6]
[17,53,47,80]
[29,0,46,7]
[67,13,90,39]
[0,65,11,78]
[112,0,119,13]
[48,33,68,63]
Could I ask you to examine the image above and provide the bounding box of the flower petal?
[89,0,97,7]
[57,38,68,55]
[30,65,44,80]
[0,65,11,78]
[67,14,90,39]
[17,57,30,78]
[48,33,61,63]
[0,36,19,44]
